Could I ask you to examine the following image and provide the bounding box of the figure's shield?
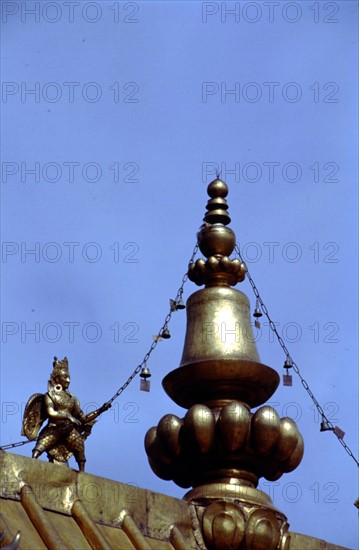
[21,393,46,441]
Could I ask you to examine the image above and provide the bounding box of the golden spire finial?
[188,178,246,287]
[203,178,231,225]
[145,179,304,549]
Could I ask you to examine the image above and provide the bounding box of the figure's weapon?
[80,403,111,439]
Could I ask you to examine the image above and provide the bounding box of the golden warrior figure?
[22,357,110,471]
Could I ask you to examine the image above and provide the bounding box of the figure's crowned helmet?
[50,356,69,385]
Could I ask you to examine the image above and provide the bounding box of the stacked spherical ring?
[145,401,304,488]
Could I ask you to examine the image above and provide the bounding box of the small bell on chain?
[282,356,293,386]
[140,364,151,392]
[319,417,345,439]
[160,328,171,339]
[253,299,262,329]
[170,298,186,311]
[320,416,332,432]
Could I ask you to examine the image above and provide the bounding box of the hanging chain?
[0,243,199,452]
[235,243,359,469]
[104,241,198,406]
[0,439,33,451]
[0,423,86,451]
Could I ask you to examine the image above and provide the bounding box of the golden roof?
[0,451,349,550]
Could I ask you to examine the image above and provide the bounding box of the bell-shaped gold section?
[163,285,279,409]
[182,286,260,363]
[163,177,279,409]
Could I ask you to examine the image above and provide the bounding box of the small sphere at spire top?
[207,178,228,199]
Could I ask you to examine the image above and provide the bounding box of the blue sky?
[1,1,358,547]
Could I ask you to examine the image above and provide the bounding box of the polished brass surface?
[0,451,349,550]
[244,509,282,550]
[22,356,110,471]
[0,452,190,548]
[163,360,279,409]
[251,406,281,454]
[170,525,192,550]
[1,500,48,549]
[145,401,303,489]
[203,178,231,225]
[217,401,250,451]
[20,485,67,550]
[184,483,277,506]
[156,414,183,457]
[187,494,290,550]
[180,287,260,363]
[163,286,279,408]
[188,179,248,287]
[198,225,235,257]
[122,515,152,550]
[188,256,247,287]
[72,499,112,550]
[202,501,246,550]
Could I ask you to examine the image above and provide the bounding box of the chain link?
[0,421,91,451]
[235,244,359,469]
[0,439,33,451]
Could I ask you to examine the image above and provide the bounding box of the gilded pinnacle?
[203,178,231,225]
[188,179,246,286]
[145,178,304,549]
